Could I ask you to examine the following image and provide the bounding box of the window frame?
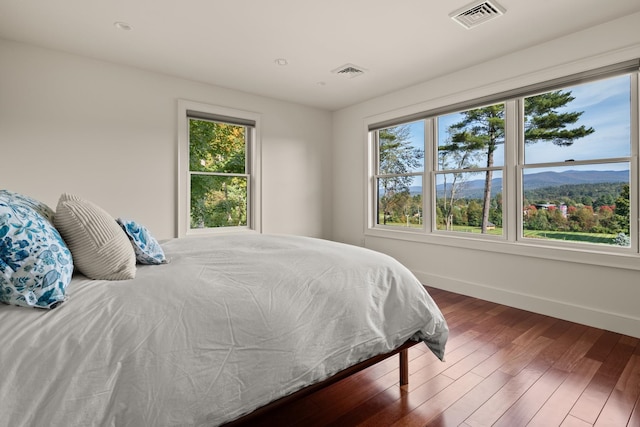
[178,99,261,237]
[366,60,640,269]
[432,101,508,239]
[372,121,426,232]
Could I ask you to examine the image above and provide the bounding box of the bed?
[0,191,448,426]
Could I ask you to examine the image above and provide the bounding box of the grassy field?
[522,229,617,244]
[383,222,619,245]
[433,225,503,236]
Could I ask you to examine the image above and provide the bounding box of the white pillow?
[54,193,136,280]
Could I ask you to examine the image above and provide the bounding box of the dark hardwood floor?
[233,287,640,426]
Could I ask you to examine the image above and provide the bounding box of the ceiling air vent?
[332,63,366,79]
[450,0,506,29]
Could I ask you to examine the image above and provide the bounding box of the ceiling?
[1,0,639,111]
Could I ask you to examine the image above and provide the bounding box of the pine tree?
[448,91,594,233]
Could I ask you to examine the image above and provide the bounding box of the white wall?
[0,39,332,240]
[331,12,640,338]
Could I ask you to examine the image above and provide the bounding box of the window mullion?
[425,118,435,234]
[631,70,639,253]
[504,99,519,243]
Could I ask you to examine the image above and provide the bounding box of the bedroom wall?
[0,39,333,240]
[331,12,640,338]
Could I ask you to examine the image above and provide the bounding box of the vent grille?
[450,1,505,29]
[332,63,366,79]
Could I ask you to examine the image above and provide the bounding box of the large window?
[521,75,632,247]
[178,100,261,236]
[368,62,638,256]
[436,103,505,236]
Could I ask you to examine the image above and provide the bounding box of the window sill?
[184,226,257,238]
[365,227,640,271]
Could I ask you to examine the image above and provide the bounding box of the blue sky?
[402,73,631,173]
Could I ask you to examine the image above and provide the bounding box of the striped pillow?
[54,194,136,280]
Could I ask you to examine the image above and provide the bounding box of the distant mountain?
[427,170,628,199]
[523,170,628,189]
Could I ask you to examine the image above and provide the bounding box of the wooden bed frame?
[224,340,419,425]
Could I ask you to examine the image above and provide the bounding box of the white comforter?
[0,233,448,426]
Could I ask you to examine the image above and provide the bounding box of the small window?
[189,118,249,229]
[374,121,425,228]
[178,101,261,236]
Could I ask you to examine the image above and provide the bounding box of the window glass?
[379,122,424,175]
[189,118,249,229]
[190,175,248,228]
[369,67,636,254]
[524,75,631,164]
[522,74,632,247]
[435,170,503,235]
[377,175,422,228]
[190,119,246,174]
[438,104,505,169]
[436,102,505,235]
[522,164,630,247]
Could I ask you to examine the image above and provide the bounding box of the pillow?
[0,191,73,308]
[117,218,167,265]
[54,193,136,280]
[0,189,55,223]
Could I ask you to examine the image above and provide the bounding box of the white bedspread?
[0,233,448,426]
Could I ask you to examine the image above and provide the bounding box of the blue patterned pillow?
[0,191,73,308]
[117,218,167,265]
[0,190,54,223]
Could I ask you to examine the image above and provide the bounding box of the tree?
[466,200,483,227]
[447,104,505,233]
[489,192,503,227]
[448,91,594,233]
[438,127,480,230]
[378,125,423,225]
[614,184,630,233]
[189,119,247,228]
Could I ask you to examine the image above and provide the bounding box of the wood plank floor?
[232,287,640,426]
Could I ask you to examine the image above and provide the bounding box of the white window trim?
[177,99,262,237]
[364,63,640,271]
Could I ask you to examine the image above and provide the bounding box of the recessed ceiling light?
[274,58,288,66]
[114,21,133,31]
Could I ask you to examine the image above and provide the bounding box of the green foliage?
[189,119,245,173]
[521,181,628,237]
[523,182,624,208]
[615,184,630,232]
[445,90,593,233]
[378,125,423,225]
[524,230,618,245]
[614,233,630,247]
[189,119,248,228]
[379,125,423,178]
[434,180,626,244]
[466,200,482,227]
[447,104,505,160]
[524,91,595,146]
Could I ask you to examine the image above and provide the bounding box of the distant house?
[534,203,568,217]
[534,203,556,210]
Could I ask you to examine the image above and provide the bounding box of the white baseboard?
[415,270,640,339]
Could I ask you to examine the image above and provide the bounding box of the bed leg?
[399,349,409,386]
